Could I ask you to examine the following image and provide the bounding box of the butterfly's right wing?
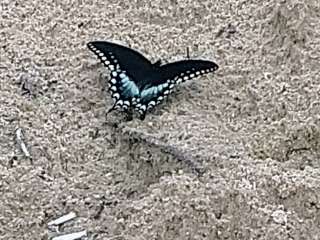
[87,41,154,111]
[135,60,218,119]
[156,60,218,86]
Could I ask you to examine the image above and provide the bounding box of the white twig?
[52,230,87,240]
[15,128,31,158]
[48,212,77,227]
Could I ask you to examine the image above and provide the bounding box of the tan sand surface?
[1,0,320,239]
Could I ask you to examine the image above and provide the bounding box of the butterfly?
[87,41,218,120]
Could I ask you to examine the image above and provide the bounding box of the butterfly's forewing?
[135,60,219,119]
[88,41,154,81]
[157,60,218,86]
[87,41,155,112]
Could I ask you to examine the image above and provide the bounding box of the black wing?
[87,41,154,83]
[158,60,218,83]
[87,41,157,112]
[135,60,219,119]
[87,41,219,120]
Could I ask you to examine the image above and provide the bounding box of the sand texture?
[1,0,320,239]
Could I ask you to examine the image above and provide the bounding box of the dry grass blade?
[15,128,31,159]
[51,230,87,240]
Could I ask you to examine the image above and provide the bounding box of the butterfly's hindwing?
[88,42,147,112]
[108,71,141,111]
[134,81,172,118]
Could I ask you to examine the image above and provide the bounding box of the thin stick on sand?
[48,212,77,227]
[52,230,87,240]
[15,128,31,158]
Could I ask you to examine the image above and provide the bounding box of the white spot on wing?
[147,101,156,109]
[111,86,117,92]
[113,93,120,99]
[110,78,117,84]
[148,101,155,106]
[140,105,146,111]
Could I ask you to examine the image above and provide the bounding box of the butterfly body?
[87,41,218,120]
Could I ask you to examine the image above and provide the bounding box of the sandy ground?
[1,0,320,239]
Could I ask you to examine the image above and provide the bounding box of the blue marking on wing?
[133,81,171,120]
[140,83,167,102]
[120,75,140,97]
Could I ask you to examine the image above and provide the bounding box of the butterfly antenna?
[186,47,190,59]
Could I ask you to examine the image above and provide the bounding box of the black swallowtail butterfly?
[87,41,218,120]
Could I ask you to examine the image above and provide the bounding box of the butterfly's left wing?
[87,41,155,113]
[135,60,219,119]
